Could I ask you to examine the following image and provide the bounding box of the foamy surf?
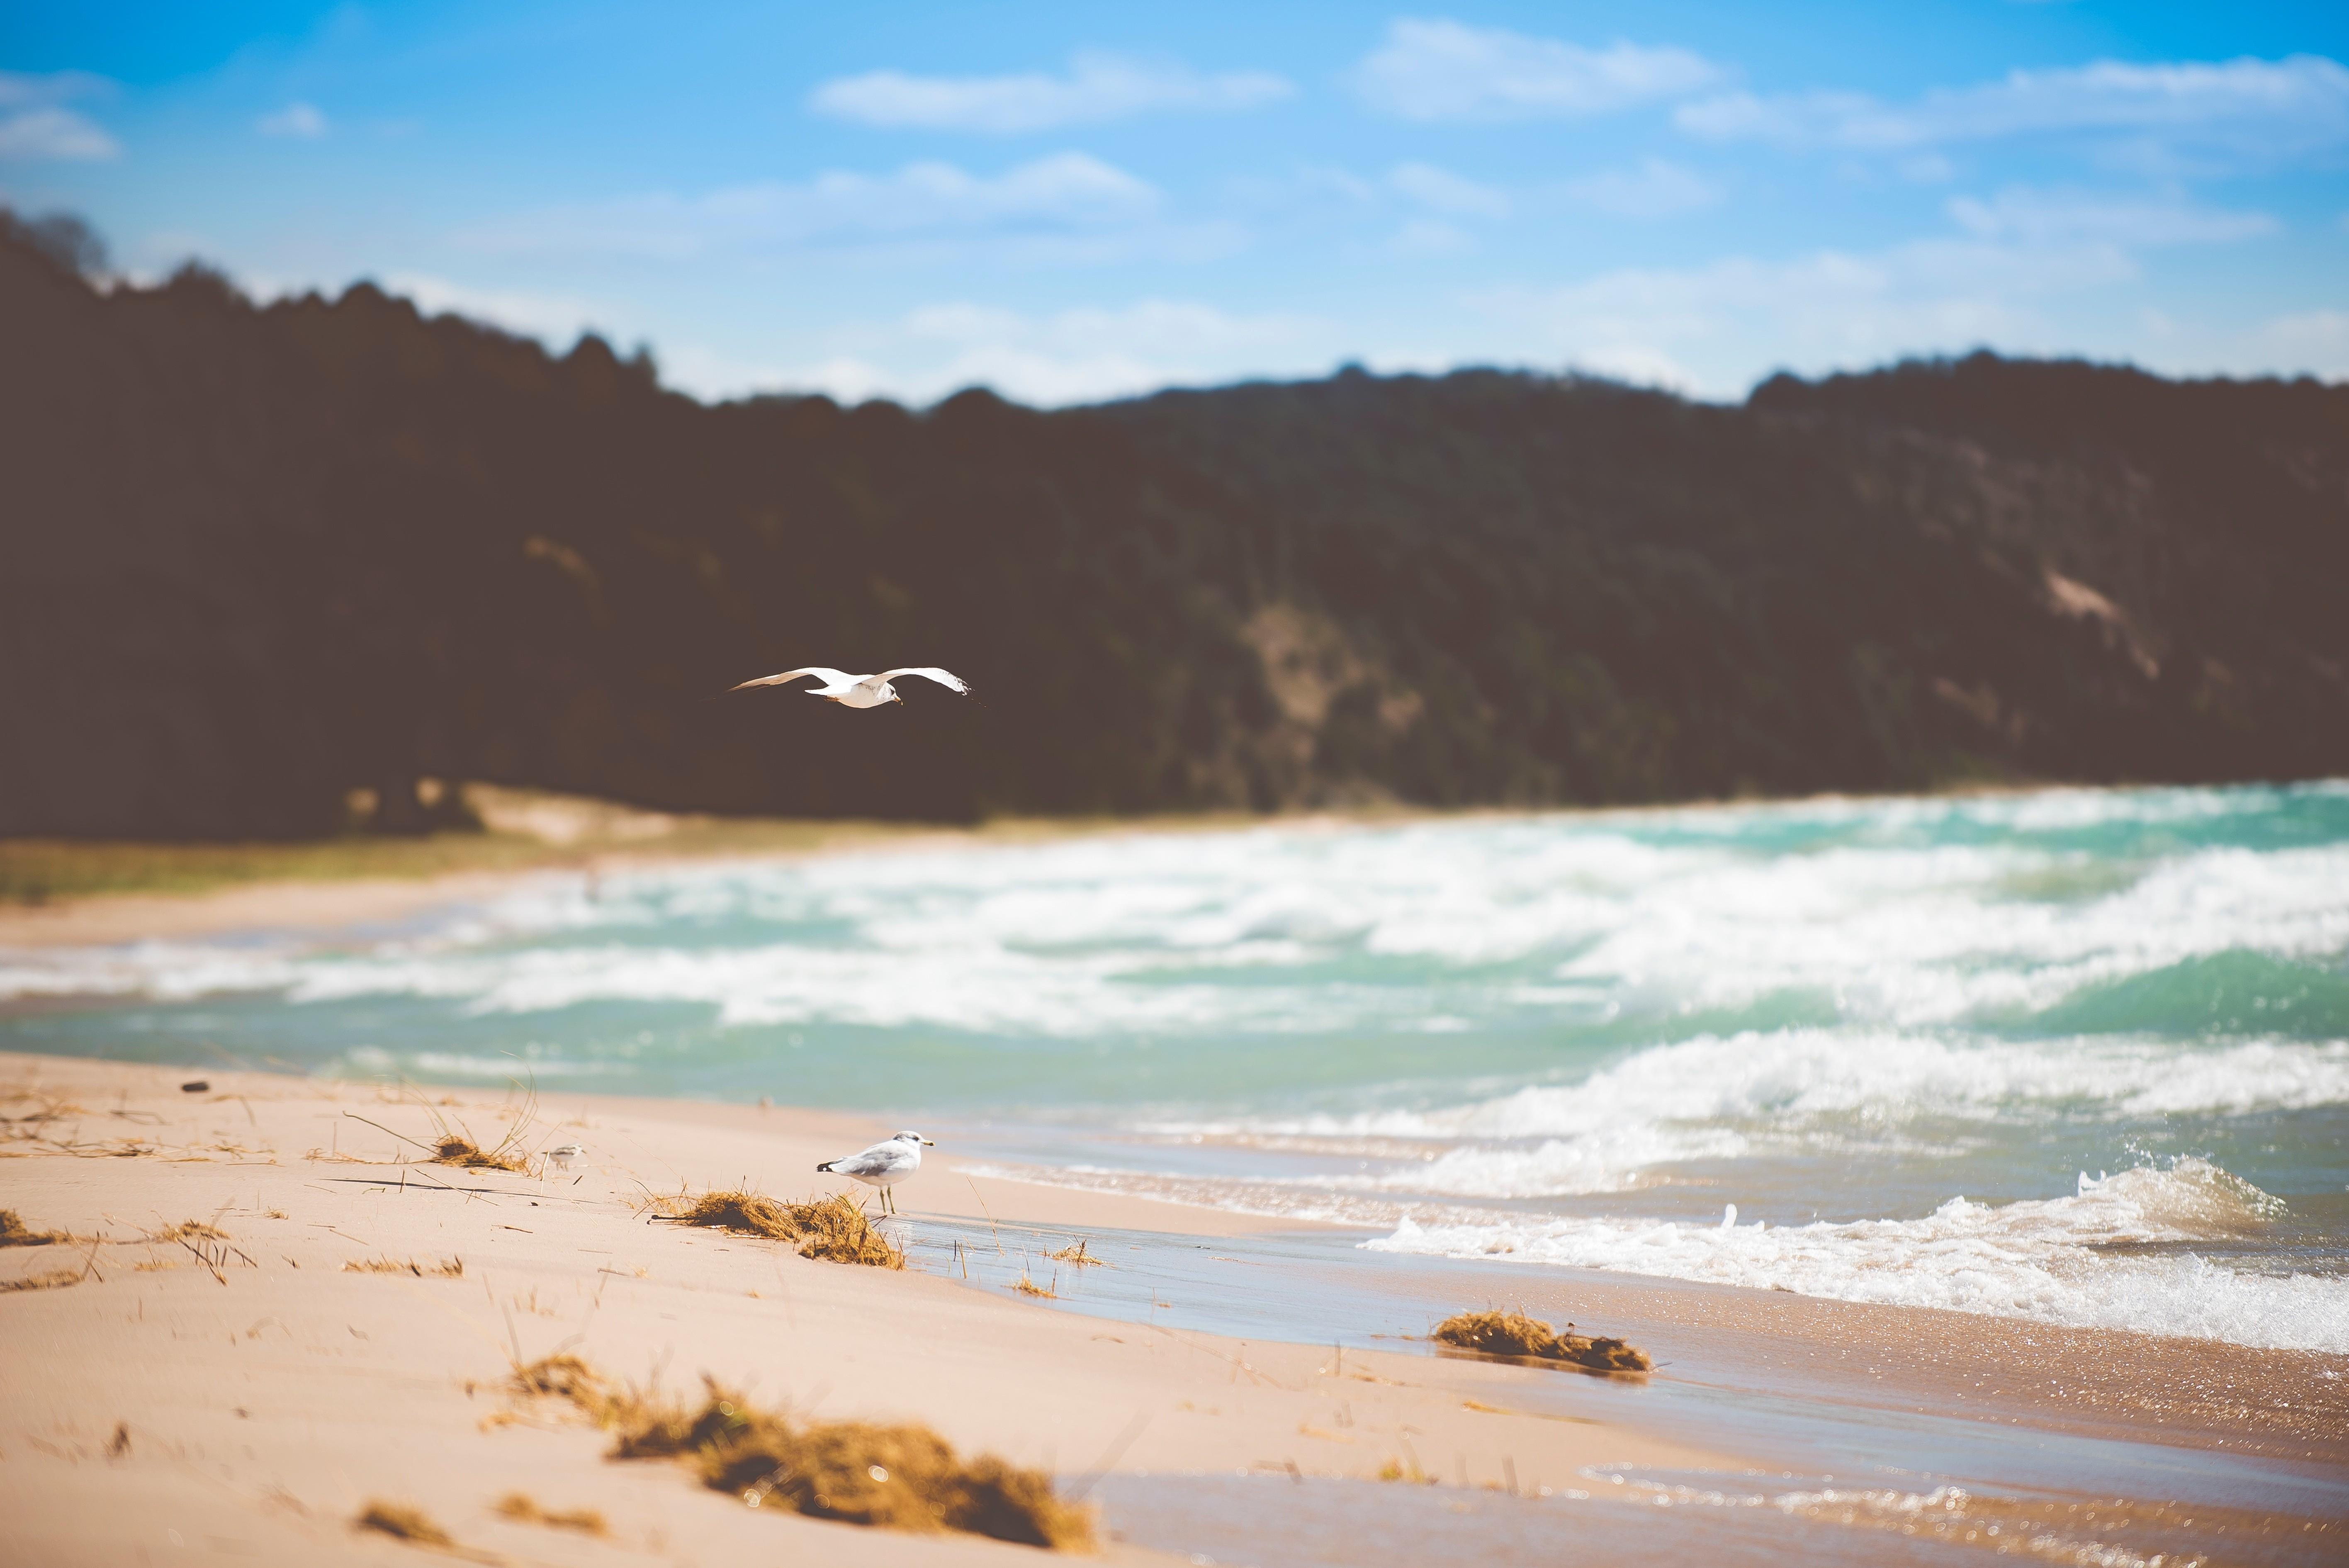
[1367,1159,2349,1352]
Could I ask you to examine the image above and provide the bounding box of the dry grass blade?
[344,1256,466,1277]
[494,1492,607,1535]
[508,1360,1091,1550]
[1432,1309,1651,1372]
[354,1500,452,1547]
[658,1190,903,1269]
[0,1208,66,1247]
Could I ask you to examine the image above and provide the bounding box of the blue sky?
[6,2,2347,405]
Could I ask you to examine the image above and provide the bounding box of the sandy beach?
[4,1048,2343,1566]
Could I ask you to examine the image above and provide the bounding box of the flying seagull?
[728,666,971,709]
[816,1130,933,1215]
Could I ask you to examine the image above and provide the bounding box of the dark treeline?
[5,215,2346,838]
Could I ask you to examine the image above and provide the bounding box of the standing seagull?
[816,1130,934,1215]
[728,666,971,709]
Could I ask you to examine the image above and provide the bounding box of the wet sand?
[2,1051,2342,1566]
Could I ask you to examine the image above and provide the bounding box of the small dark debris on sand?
[180,1081,209,1094]
[509,1357,1091,1549]
[355,1500,453,1547]
[0,1209,65,1247]
[658,1190,903,1268]
[1433,1309,1651,1372]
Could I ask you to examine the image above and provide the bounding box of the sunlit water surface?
[7,782,2347,1351]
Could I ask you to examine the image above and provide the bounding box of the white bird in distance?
[817,1130,934,1215]
[727,666,971,709]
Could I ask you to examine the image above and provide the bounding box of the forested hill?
[5,216,2346,839]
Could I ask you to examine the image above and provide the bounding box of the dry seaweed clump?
[432,1135,526,1174]
[494,1492,607,1535]
[508,1358,1091,1550]
[0,1209,66,1247]
[660,1190,904,1268]
[345,1255,466,1277]
[355,1500,453,1547]
[1433,1309,1651,1372]
[1,1268,81,1293]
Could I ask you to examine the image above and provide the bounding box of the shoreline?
[3,1052,2342,1565]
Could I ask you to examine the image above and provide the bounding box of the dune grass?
[657,1190,904,1268]
[1432,1309,1651,1372]
[508,1357,1092,1550]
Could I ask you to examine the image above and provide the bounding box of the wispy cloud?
[1563,158,1722,218]
[1389,161,1508,217]
[258,102,328,139]
[1356,18,1719,121]
[459,153,1208,263]
[381,272,610,343]
[1677,53,2349,161]
[0,70,119,161]
[1946,187,2275,247]
[810,51,1291,133]
[1474,236,2142,396]
[687,298,1323,407]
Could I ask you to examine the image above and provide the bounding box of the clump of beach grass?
[507,1357,1092,1550]
[345,1256,466,1277]
[0,1209,65,1247]
[655,1190,903,1269]
[1046,1239,1105,1267]
[1010,1269,1057,1298]
[355,1500,453,1547]
[493,1492,607,1535]
[1432,1309,1651,1372]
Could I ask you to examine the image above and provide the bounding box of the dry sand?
[0,1052,1740,1566]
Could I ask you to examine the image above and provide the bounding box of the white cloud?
[380,272,610,343]
[258,102,328,139]
[0,70,118,161]
[674,298,1325,407]
[459,153,1201,263]
[810,51,1290,133]
[2254,309,2349,378]
[1677,53,2349,159]
[1356,18,1718,121]
[1473,236,2141,398]
[1563,158,1721,218]
[1946,187,2275,246]
[1389,161,1508,217]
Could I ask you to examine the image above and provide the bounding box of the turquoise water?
[7,782,2347,1349]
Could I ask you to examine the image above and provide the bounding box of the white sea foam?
[5,787,2344,1052]
[1366,1159,2349,1352]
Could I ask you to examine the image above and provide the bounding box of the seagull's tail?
[815,1160,836,1172]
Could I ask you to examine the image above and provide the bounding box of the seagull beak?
[922,1139,935,1146]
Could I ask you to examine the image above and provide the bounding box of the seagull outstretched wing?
[874,667,971,695]
[729,666,855,693]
